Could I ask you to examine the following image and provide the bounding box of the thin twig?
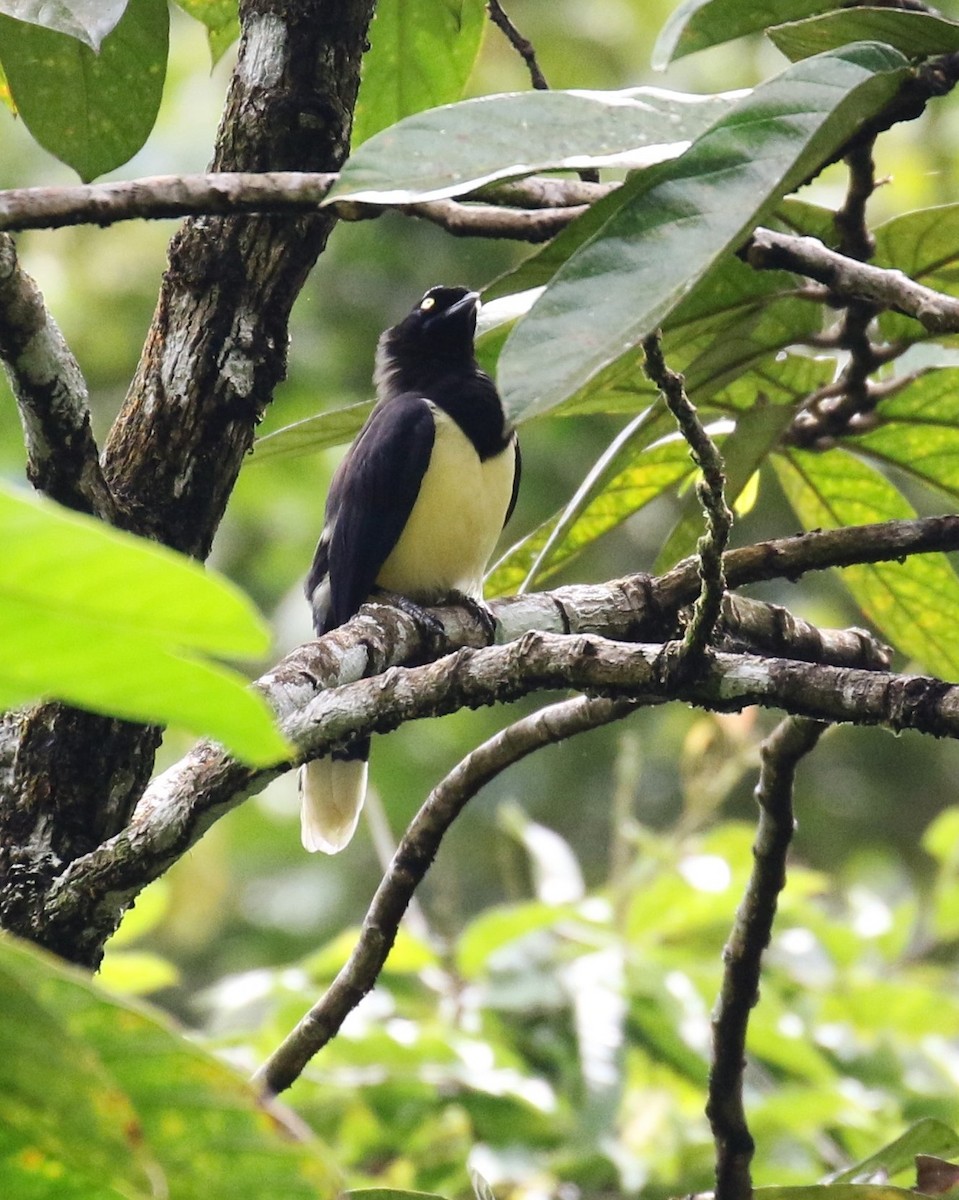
[254,693,637,1094]
[643,333,732,662]
[707,716,826,1200]
[486,0,549,89]
[484,1,599,184]
[0,234,116,517]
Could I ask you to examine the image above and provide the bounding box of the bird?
[299,285,521,853]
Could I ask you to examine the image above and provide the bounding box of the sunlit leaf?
[827,1118,959,1183]
[333,85,744,203]
[0,484,288,765]
[0,935,340,1199]
[174,0,239,64]
[497,44,908,421]
[758,1182,918,1200]
[487,409,690,597]
[96,950,180,995]
[852,368,959,501]
[653,0,836,67]
[769,8,959,63]
[0,0,128,49]
[351,0,486,148]
[0,948,155,1198]
[773,447,959,678]
[0,0,168,181]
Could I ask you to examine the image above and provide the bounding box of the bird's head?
[381,286,481,366]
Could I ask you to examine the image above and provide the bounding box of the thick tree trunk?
[0,0,376,966]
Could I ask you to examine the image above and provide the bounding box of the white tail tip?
[298,757,369,853]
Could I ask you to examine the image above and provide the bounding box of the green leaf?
[497,44,908,421]
[351,0,486,148]
[0,484,289,766]
[0,0,169,181]
[252,401,373,461]
[758,1187,921,1200]
[828,1118,959,1181]
[174,0,239,64]
[773,447,959,678]
[0,951,155,1198]
[653,0,836,67]
[332,86,743,204]
[852,368,959,502]
[0,935,340,1199]
[96,950,180,995]
[769,8,959,63]
[486,405,687,596]
[655,399,799,570]
[0,0,129,50]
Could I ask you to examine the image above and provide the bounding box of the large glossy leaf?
[0,935,339,1200]
[331,86,744,204]
[852,368,959,501]
[0,0,168,181]
[497,44,908,422]
[770,7,959,63]
[351,0,486,148]
[492,229,826,423]
[0,0,128,49]
[773,447,959,678]
[653,0,836,67]
[174,0,238,63]
[0,484,288,765]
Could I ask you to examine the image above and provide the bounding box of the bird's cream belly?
[376,408,514,600]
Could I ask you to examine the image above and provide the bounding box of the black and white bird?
[300,286,521,853]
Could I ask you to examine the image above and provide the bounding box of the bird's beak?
[447,290,481,319]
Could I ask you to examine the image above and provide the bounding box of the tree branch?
[708,716,826,1200]
[742,226,959,334]
[0,172,603,241]
[0,234,116,517]
[34,510,959,960]
[255,693,637,1095]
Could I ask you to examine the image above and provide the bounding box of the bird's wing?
[505,436,522,528]
[314,394,436,631]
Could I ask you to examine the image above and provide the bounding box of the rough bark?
[0,0,376,965]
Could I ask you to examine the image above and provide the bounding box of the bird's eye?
[420,296,436,311]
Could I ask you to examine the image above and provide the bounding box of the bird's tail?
[299,748,369,854]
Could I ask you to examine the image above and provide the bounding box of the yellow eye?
[420,296,436,311]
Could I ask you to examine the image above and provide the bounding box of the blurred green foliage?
[5,0,959,1196]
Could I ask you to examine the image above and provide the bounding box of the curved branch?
[35,512,959,958]
[708,716,826,1200]
[255,693,637,1095]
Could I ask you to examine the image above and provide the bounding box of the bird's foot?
[374,590,447,639]
[445,590,498,642]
